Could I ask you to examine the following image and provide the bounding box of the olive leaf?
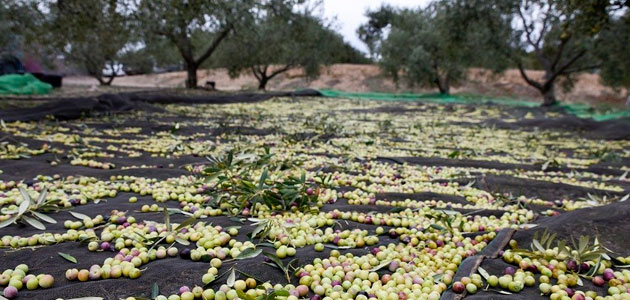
[151,283,159,299]
[235,248,262,260]
[32,211,57,224]
[262,252,296,283]
[59,252,78,264]
[236,290,255,300]
[369,260,391,272]
[69,211,90,221]
[478,266,490,281]
[227,268,236,287]
[22,216,45,230]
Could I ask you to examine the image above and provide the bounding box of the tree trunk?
[541,85,557,106]
[540,71,557,106]
[258,76,269,91]
[185,63,198,89]
[94,75,113,86]
[435,76,450,95]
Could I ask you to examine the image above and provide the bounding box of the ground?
[61,65,630,108]
[0,92,629,300]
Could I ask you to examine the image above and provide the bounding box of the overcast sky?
[321,0,430,54]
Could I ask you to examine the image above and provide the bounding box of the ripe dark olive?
[567,260,578,272]
[504,267,515,275]
[180,248,191,259]
[592,276,605,286]
[452,282,465,293]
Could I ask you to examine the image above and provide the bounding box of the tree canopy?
[360,1,507,95]
[134,0,254,88]
[217,1,359,90]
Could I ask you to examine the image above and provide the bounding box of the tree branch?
[561,64,601,75]
[516,60,543,90]
[546,49,586,85]
[194,26,232,67]
[550,37,569,71]
[251,66,262,81]
[267,64,293,80]
[517,6,539,52]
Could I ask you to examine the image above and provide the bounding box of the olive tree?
[135,0,254,88]
[9,0,132,85]
[359,2,506,95]
[218,1,338,90]
[466,0,628,106]
[597,12,630,96]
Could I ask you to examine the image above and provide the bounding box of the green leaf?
[263,252,284,269]
[175,237,190,246]
[258,170,268,189]
[323,244,351,250]
[59,252,78,264]
[36,188,48,206]
[579,236,589,254]
[151,283,159,299]
[69,211,90,221]
[19,187,32,205]
[23,215,46,230]
[225,226,241,232]
[478,266,490,280]
[0,215,18,228]
[236,248,262,260]
[32,211,57,224]
[237,290,256,300]
[18,198,30,216]
[369,260,391,272]
[163,207,170,232]
[532,239,545,253]
[174,217,197,231]
[230,217,245,223]
[227,268,236,287]
[429,224,446,231]
[267,290,289,300]
[251,223,266,239]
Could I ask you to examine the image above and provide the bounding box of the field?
[0,92,630,300]
[62,64,630,108]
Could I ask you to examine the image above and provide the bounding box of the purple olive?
[567,260,578,272]
[3,286,17,299]
[452,282,465,293]
[504,267,515,275]
[389,261,399,272]
[180,248,191,259]
[592,276,605,286]
[604,269,615,281]
[179,286,190,295]
[100,242,110,251]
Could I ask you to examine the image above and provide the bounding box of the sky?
[321,0,430,54]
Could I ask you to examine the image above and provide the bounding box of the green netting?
[0,73,52,95]
[317,89,630,121]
